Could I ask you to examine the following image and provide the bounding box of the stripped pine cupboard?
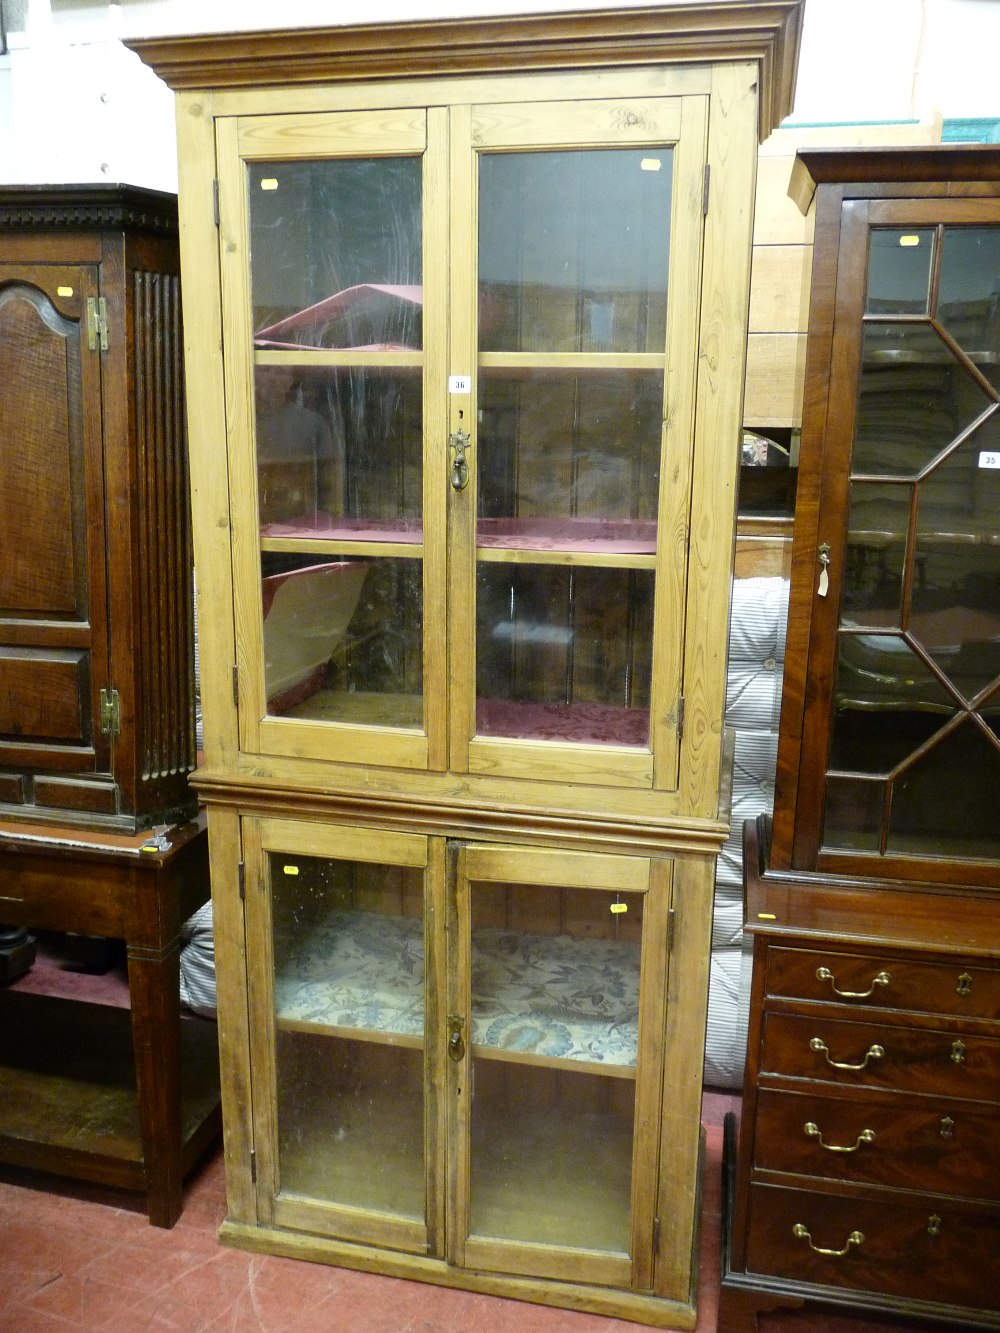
[130,5,804,1325]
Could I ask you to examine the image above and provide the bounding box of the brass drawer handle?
[804,1122,876,1153]
[815,966,891,999]
[810,1036,884,1071]
[793,1222,864,1258]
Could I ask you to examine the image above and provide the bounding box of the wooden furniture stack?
[130,6,804,1324]
[0,186,219,1226]
[720,147,1000,1329]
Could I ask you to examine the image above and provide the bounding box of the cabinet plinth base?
[218,1218,698,1329]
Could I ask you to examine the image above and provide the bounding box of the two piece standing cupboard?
[131,6,804,1325]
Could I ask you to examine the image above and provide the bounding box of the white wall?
[0,0,998,191]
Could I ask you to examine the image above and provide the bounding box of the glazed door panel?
[449,96,709,791]
[0,263,112,777]
[243,816,445,1255]
[449,843,669,1290]
[795,198,1000,871]
[217,109,449,772]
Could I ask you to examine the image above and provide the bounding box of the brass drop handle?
[450,428,471,491]
[793,1222,864,1258]
[950,1039,966,1065]
[810,1036,884,1071]
[815,966,892,999]
[447,1014,466,1062]
[804,1122,876,1154]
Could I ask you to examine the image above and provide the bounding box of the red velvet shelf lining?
[261,515,657,554]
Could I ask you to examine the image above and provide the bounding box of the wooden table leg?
[127,934,184,1227]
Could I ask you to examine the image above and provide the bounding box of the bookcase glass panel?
[468,877,643,1252]
[477,370,663,531]
[478,148,673,355]
[939,226,1000,390]
[475,562,654,746]
[260,553,423,727]
[255,364,423,532]
[864,227,934,315]
[268,852,426,1218]
[823,220,1000,861]
[247,158,423,347]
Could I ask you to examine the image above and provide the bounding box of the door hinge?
[232,664,239,707]
[249,1147,257,1184]
[666,907,676,952]
[86,296,109,351]
[653,1215,661,1251]
[213,179,220,227]
[238,860,246,901]
[703,164,711,217]
[676,694,685,740]
[99,686,121,739]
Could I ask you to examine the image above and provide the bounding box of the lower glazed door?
[449,843,670,1292]
[242,817,446,1256]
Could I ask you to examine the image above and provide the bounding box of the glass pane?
[479,149,673,354]
[469,878,642,1250]
[911,414,1000,697]
[255,365,423,534]
[888,718,1000,859]
[262,553,423,727]
[248,159,422,348]
[865,228,934,315]
[853,324,991,476]
[938,226,1000,391]
[476,563,653,746]
[478,371,663,531]
[270,853,425,1217]
[823,775,885,853]
[830,633,956,772]
[842,482,911,625]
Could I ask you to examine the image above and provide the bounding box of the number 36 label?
[980,451,1000,469]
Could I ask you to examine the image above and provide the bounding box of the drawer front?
[754,1087,1000,1199]
[745,1182,1000,1310]
[761,1012,1000,1101]
[766,946,1000,1021]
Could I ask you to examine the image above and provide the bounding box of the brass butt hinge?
[86,296,109,352]
[238,860,246,901]
[213,180,220,227]
[653,1215,661,1250]
[677,694,685,740]
[232,664,239,708]
[249,1148,257,1184]
[703,164,710,217]
[99,686,121,738]
[666,907,676,952]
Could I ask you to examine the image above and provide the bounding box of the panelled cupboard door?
[215,90,708,791]
[793,198,1000,872]
[0,263,113,780]
[449,844,669,1292]
[242,817,446,1256]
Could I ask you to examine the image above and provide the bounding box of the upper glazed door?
[449,95,708,791]
[219,107,449,772]
[795,197,1000,873]
[217,87,707,788]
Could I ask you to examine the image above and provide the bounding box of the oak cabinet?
[130,6,803,1324]
[0,186,196,831]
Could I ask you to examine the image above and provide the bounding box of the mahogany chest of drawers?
[720,816,1000,1331]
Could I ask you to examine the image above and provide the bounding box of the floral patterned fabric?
[274,911,640,1068]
